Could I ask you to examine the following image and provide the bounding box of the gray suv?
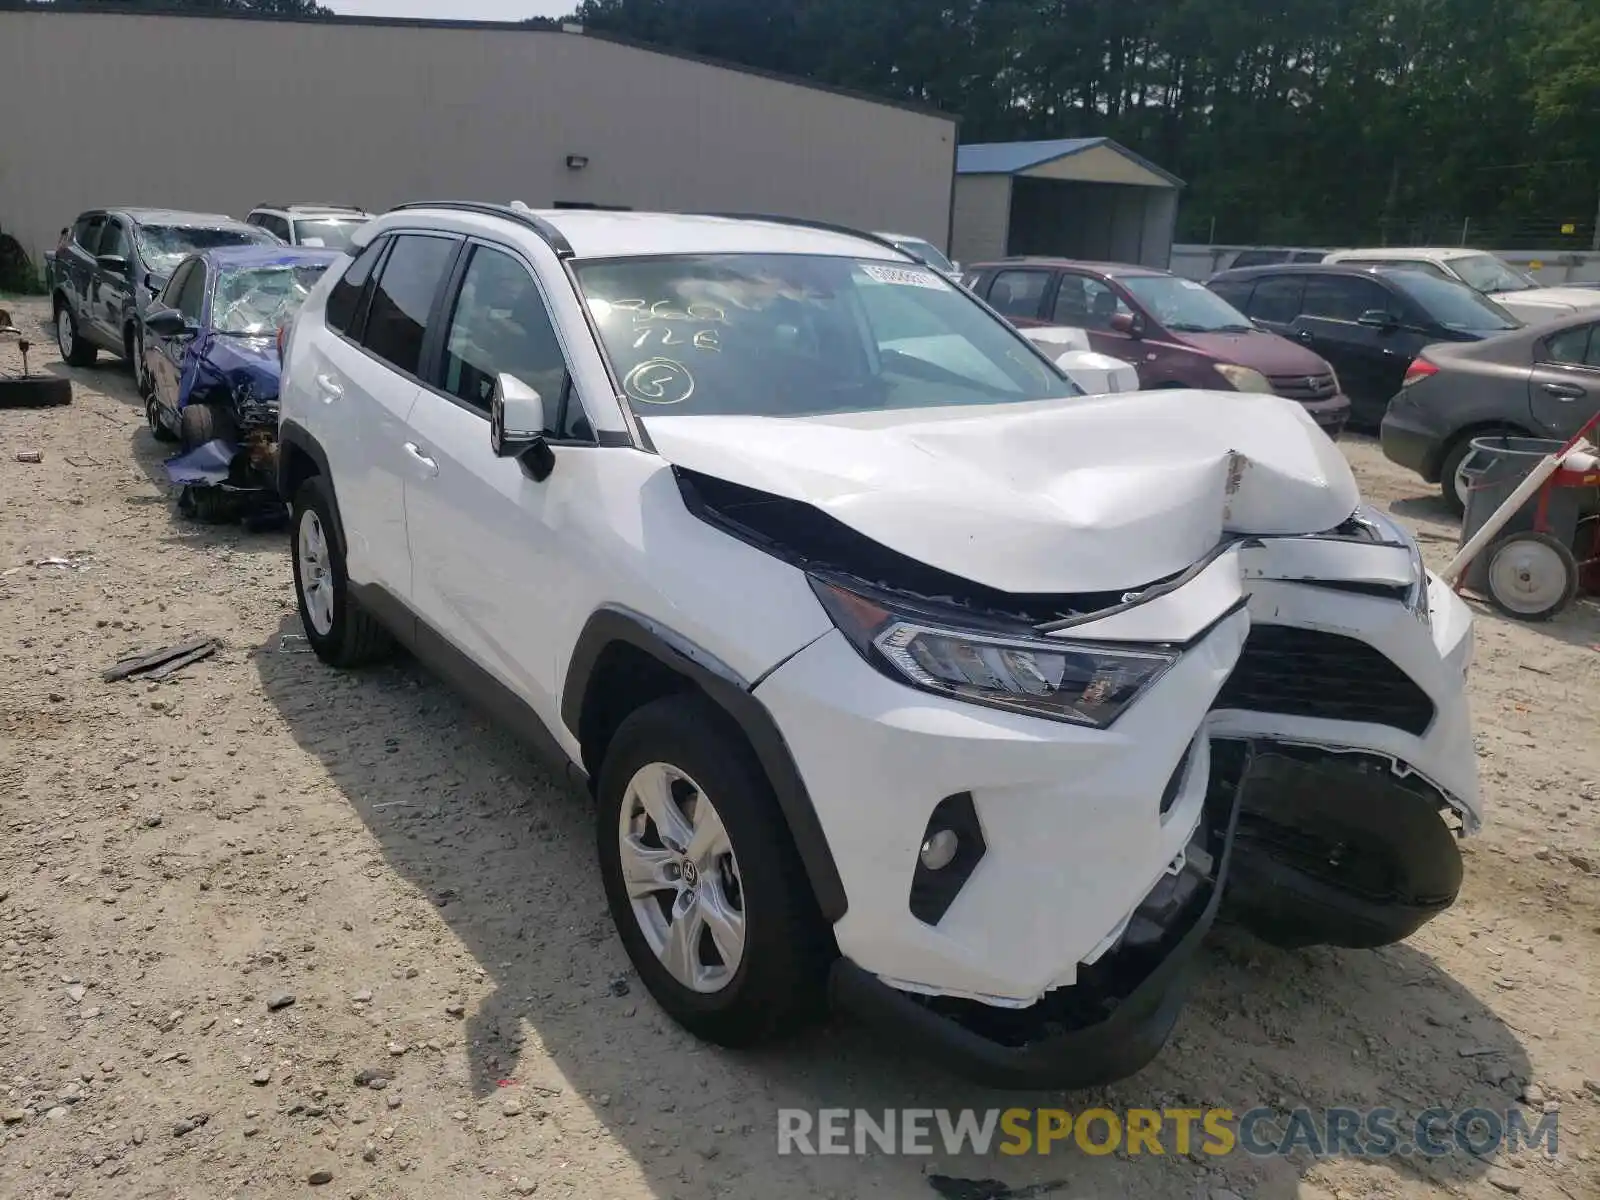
[46,208,277,388]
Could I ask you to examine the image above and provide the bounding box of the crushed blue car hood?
[200,334,279,394]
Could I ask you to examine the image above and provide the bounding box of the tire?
[146,395,178,442]
[290,475,393,667]
[1484,531,1579,622]
[129,323,151,397]
[185,486,235,526]
[55,303,97,367]
[179,402,236,451]
[0,374,72,407]
[596,695,829,1047]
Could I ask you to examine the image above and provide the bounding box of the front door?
[151,259,206,417]
[90,217,135,350]
[401,240,583,727]
[1529,322,1600,440]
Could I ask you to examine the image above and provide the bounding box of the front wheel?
[56,304,97,367]
[290,475,393,667]
[146,395,178,442]
[596,696,828,1047]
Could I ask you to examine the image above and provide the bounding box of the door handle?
[1541,381,1586,400]
[403,441,439,476]
[314,373,344,402]
[1296,329,1313,342]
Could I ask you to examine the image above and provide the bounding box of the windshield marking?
[862,264,943,289]
[624,358,696,405]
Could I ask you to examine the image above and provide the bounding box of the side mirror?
[143,306,189,337]
[490,373,555,479]
[1358,309,1395,330]
[1109,311,1145,338]
[97,254,129,276]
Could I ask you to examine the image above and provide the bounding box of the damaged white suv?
[277,205,1479,1087]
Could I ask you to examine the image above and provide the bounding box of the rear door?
[62,214,104,332]
[984,268,1055,327]
[310,231,461,598]
[1529,322,1600,439]
[1293,273,1404,422]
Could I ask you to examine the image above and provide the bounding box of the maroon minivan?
[966,258,1351,436]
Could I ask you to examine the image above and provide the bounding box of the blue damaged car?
[141,245,339,523]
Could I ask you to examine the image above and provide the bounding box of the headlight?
[1346,505,1431,626]
[1213,363,1275,394]
[810,578,1178,728]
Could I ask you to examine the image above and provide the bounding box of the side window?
[246,213,263,226]
[325,236,388,337]
[1247,276,1303,323]
[360,234,458,377]
[1302,275,1390,322]
[1054,276,1128,330]
[98,219,132,259]
[268,216,292,242]
[988,270,1051,319]
[77,215,106,254]
[174,263,207,321]
[438,245,571,421]
[160,261,194,308]
[1542,325,1600,368]
[1208,279,1254,310]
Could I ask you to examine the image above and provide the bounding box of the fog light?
[920,829,960,871]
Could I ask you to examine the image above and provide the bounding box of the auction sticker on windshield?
[861,264,945,289]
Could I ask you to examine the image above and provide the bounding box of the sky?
[325,0,572,22]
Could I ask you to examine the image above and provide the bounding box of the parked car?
[1381,310,1600,512]
[277,204,1477,1087]
[1227,248,1329,269]
[143,245,339,522]
[965,258,1351,436]
[47,208,279,390]
[1322,248,1600,325]
[246,204,372,251]
[874,231,961,281]
[1207,263,1522,427]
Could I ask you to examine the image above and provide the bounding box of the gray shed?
[951,139,1182,270]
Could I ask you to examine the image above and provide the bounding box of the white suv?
[246,204,372,252]
[277,204,1480,1087]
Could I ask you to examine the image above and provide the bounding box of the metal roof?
[956,138,1182,186]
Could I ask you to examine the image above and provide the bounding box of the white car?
[246,203,373,252]
[875,231,962,281]
[1323,247,1600,324]
[277,205,1479,1086]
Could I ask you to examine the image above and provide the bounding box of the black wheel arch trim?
[278,421,347,557]
[562,605,849,923]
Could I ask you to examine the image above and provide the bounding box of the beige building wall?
[950,175,1013,267]
[0,9,956,266]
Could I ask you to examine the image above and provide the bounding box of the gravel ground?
[2,295,1598,1200]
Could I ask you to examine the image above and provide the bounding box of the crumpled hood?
[647,391,1360,594]
[200,335,281,397]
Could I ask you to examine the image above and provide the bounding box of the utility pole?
[1460,217,1470,247]
[1592,181,1600,252]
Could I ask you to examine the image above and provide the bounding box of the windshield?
[292,219,365,251]
[1121,274,1254,332]
[137,225,278,275]
[1390,272,1521,333]
[212,263,331,336]
[1451,253,1538,294]
[888,237,956,275]
[576,254,1077,418]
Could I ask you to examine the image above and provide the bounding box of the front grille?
[1213,625,1434,735]
[1269,372,1339,401]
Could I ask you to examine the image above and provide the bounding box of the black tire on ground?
[146,395,178,442]
[55,303,97,367]
[290,475,394,667]
[186,486,235,525]
[0,374,72,407]
[595,695,830,1048]
[179,401,237,451]
[1484,530,1579,623]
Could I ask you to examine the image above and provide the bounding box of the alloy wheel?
[617,761,746,993]
[56,309,73,358]
[296,508,335,635]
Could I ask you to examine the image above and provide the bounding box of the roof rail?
[387,201,575,258]
[693,212,924,265]
[252,203,368,213]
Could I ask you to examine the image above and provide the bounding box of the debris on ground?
[15,449,42,463]
[102,636,219,682]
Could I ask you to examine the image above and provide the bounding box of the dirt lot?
[1,294,1598,1200]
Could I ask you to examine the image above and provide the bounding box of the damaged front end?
[165,341,286,524]
[661,395,1477,1087]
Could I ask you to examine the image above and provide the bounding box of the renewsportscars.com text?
[777,1106,1559,1159]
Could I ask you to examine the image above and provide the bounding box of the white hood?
[647,391,1360,594]
[1492,286,1600,319]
